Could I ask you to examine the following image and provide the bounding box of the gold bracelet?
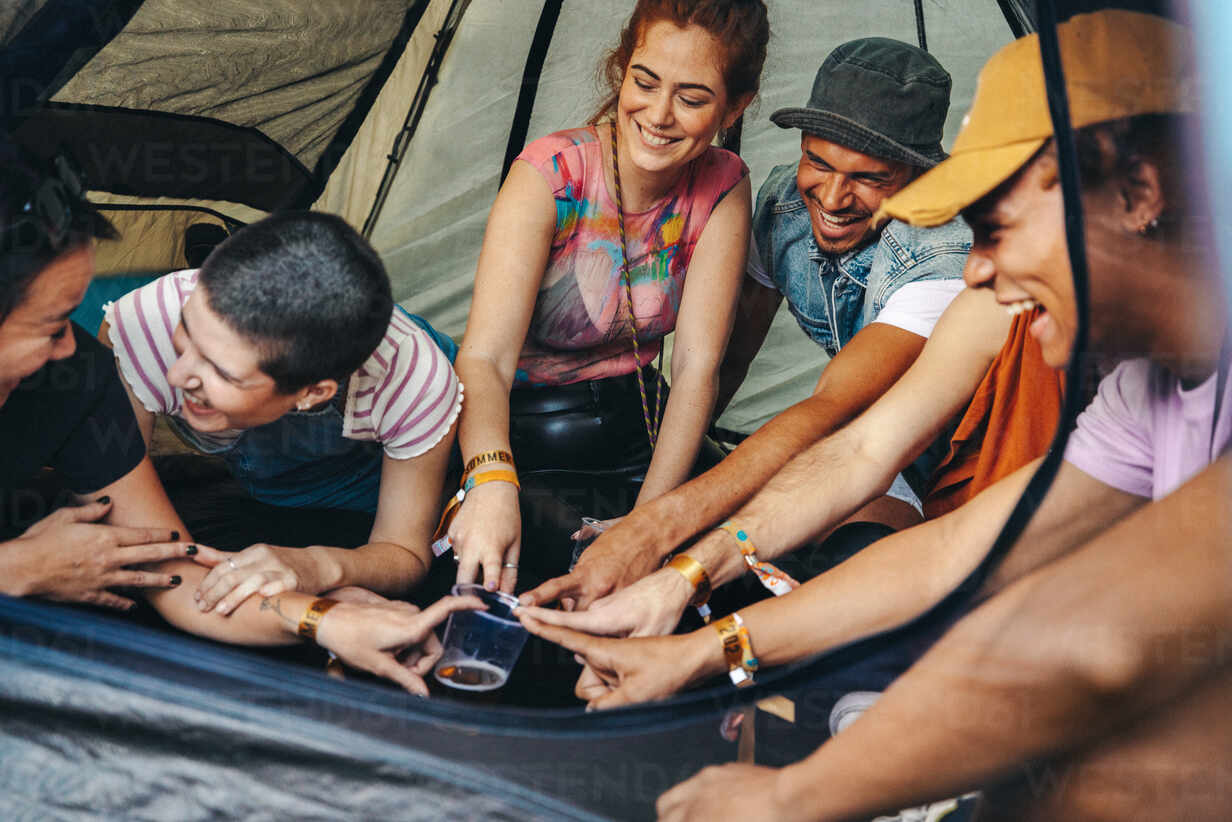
[666,554,711,608]
[464,449,515,474]
[297,597,340,641]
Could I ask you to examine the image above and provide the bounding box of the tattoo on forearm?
[260,595,295,628]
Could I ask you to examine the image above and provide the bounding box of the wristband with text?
[297,597,340,641]
[464,449,515,474]
[714,612,758,687]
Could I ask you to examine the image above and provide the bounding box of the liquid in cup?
[433,584,529,692]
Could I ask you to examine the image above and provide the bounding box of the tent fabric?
[0,594,765,820]
[0,3,1042,819]
[367,0,1016,432]
[14,0,421,210]
[5,0,1018,431]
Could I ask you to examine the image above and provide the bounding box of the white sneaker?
[828,690,882,735]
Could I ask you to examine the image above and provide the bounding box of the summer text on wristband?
[464,449,515,474]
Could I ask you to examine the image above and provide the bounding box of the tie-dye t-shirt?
[514,126,747,385]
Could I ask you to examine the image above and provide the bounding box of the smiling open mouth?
[183,393,214,414]
[1004,299,1039,317]
[818,211,862,228]
[807,198,866,229]
[636,121,679,147]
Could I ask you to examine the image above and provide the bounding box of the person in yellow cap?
[522,10,1232,820]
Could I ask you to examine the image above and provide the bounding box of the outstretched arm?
[521,456,1145,707]
[0,457,198,609]
[524,319,930,608]
[448,159,556,592]
[713,275,783,419]
[724,454,1232,822]
[522,289,1011,632]
[193,430,453,614]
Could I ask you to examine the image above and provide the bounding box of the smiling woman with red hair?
[447,0,769,593]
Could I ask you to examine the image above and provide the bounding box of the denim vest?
[166,308,458,514]
[752,164,971,359]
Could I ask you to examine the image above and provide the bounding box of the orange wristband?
[432,469,522,541]
[297,598,340,641]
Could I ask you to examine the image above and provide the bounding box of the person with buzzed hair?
[0,147,481,694]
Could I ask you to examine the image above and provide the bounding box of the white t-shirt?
[746,233,963,339]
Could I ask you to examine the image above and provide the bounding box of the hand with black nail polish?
[0,496,204,610]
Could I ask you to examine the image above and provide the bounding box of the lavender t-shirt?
[1064,356,1232,500]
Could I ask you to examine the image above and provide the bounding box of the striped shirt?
[105,269,462,460]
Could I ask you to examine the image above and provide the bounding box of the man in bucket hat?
[721,37,970,417]
[525,38,971,613]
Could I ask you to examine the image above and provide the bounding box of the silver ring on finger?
[503,563,519,569]
[227,558,239,571]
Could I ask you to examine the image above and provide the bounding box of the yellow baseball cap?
[878,9,1196,227]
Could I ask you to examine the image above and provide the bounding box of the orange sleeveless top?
[922,307,1065,518]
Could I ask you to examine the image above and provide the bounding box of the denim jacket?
[752,163,971,359]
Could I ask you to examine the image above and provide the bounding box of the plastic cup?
[569,516,608,571]
[433,584,529,692]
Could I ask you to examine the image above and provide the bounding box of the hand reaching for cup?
[515,611,714,710]
[310,594,487,696]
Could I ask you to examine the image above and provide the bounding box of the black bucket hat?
[771,37,951,168]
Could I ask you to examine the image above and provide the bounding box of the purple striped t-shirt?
[105,269,462,459]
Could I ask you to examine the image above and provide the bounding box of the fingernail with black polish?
[171,530,180,542]
[96,496,110,505]
[186,544,198,555]
[170,576,182,586]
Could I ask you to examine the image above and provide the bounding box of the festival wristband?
[666,554,712,608]
[713,612,758,687]
[297,597,340,641]
[432,469,522,544]
[718,520,799,597]
[464,449,515,474]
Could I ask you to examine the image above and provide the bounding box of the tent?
[3,0,1028,431]
[1,1,1204,819]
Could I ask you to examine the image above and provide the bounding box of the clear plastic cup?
[569,516,609,570]
[433,584,529,692]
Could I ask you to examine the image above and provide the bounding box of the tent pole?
[913,0,929,51]
[926,0,1089,601]
[995,0,1034,37]
[361,0,474,239]
[501,0,565,184]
